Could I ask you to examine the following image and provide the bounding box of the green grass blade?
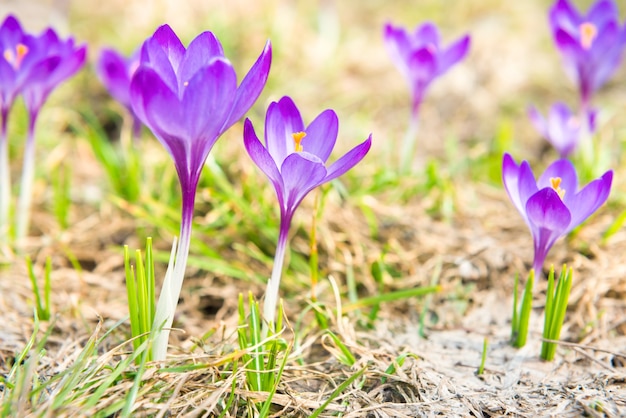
[513,270,534,348]
[325,330,356,366]
[342,285,440,313]
[124,246,141,353]
[309,367,366,418]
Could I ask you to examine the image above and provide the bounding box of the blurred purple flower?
[528,102,596,158]
[243,96,371,325]
[19,28,86,122]
[502,153,612,274]
[0,14,86,240]
[383,22,470,115]
[96,47,142,138]
[130,24,271,359]
[549,0,626,107]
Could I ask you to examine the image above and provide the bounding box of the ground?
[1,0,625,416]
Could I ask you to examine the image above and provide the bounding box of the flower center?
[550,177,566,199]
[579,22,597,50]
[3,43,29,69]
[566,116,580,130]
[292,131,306,152]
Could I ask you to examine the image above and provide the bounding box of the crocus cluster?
[243,96,371,327]
[0,15,86,242]
[96,48,142,139]
[383,22,470,172]
[531,0,626,157]
[502,153,612,275]
[129,24,271,360]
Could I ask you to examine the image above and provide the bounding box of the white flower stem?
[399,113,420,175]
[152,197,194,361]
[0,111,10,245]
[262,219,290,336]
[16,115,38,242]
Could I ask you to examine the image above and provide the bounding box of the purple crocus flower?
[0,14,86,241]
[549,0,626,108]
[15,26,86,240]
[243,96,372,326]
[383,22,470,116]
[130,24,271,359]
[502,153,612,274]
[528,102,596,158]
[96,47,142,138]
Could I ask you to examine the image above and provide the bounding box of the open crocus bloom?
[527,102,596,158]
[244,96,372,227]
[383,22,470,115]
[130,24,271,360]
[131,24,271,202]
[0,14,86,241]
[96,47,142,137]
[244,96,371,326]
[502,153,612,274]
[20,28,86,120]
[549,0,626,107]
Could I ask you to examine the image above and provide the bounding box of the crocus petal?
[130,67,184,140]
[141,28,180,93]
[566,170,612,231]
[325,135,372,182]
[438,35,470,75]
[47,43,86,88]
[537,159,578,198]
[243,118,283,191]
[526,188,572,271]
[502,153,538,224]
[182,57,237,141]
[151,24,186,72]
[527,188,572,232]
[302,109,338,162]
[407,47,437,111]
[224,40,272,129]
[408,47,437,83]
[588,23,624,92]
[21,55,63,113]
[587,0,619,28]
[97,48,132,105]
[502,153,525,216]
[0,15,25,46]
[414,22,440,47]
[177,31,224,90]
[265,96,305,166]
[383,23,412,78]
[280,152,327,216]
[550,0,581,35]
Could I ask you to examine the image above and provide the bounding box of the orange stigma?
[292,131,306,152]
[550,177,566,199]
[3,43,29,69]
[579,22,597,50]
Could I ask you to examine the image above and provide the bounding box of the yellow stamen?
[292,131,306,152]
[579,22,597,50]
[3,43,29,69]
[550,177,566,199]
